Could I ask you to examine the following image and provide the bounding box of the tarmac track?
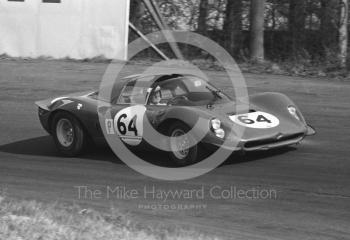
[0,59,349,239]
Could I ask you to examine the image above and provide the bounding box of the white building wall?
[0,0,130,60]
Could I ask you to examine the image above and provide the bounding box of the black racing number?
[117,114,138,136]
[238,115,255,124]
[238,114,272,125]
[117,114,127,135]
[257,115,272,124]
[128,115,138,136]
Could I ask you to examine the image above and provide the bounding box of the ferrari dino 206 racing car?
[36,73,315,166]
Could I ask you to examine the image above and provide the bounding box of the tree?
[130,0,145,29]
[339,0,348,68]
[223,0,243,57]
[320,0,339,50]
[198,0,209,35]
[250,0,266,63]
[289,0,306,57]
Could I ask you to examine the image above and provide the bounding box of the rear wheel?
[52,112,87,157]
[168,122,198,166]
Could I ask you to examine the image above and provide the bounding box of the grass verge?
[2,53,349,80]
[0,196,220,240]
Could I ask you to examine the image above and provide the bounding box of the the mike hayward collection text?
[74,185,277,201]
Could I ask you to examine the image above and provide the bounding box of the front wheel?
[168,122,198,166]
[52,112,87,157]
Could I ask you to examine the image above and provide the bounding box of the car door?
[104,78,152,146]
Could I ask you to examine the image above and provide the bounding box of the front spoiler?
[242,136,303,151]
[211,135,305,152]
[210,124,315,152]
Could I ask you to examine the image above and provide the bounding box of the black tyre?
[168,122,198,166]
[51,112,87,157]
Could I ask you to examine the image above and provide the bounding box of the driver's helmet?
[151,86,162,105]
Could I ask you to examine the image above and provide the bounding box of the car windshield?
[90,75,231,106]
[149,76,230,106]
[117,81,149,104]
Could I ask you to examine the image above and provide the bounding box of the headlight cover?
[210,118,225,139]
[288,106,301,121]
[211,118,221,130]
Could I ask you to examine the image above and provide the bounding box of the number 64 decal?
[230,111,280,129]
[111,105,146,146]
[117,114,138,136]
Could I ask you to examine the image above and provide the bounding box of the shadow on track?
[0,136,297,168]
[0,136,120,162]
[0,136,59,157]
[0,136,169,166]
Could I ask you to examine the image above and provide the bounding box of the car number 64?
[113,105,146,146]
[230,111,280,129]
[117,114,138,136]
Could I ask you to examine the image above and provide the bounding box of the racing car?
[36,73,315,166]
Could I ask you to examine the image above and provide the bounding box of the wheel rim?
[170,129,190,160]
[56,119,74,147]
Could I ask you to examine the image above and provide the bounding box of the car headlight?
[210,118,225,139]
[211,118,221,130]
[288,106,301,121]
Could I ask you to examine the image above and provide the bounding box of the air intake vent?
[244,133,304,149]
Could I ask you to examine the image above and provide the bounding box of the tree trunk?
[223,0,243,58]
[130,0,144,29]
[250,0,265,63]
[339,0,348,68]
[320,0,339,50]
[198,0,209,35]
[289,0,306,58]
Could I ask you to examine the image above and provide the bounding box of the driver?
[150,86,164,105]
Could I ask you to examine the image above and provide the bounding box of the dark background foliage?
[129,0,350,76]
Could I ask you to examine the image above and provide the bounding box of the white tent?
[0,0,130,60]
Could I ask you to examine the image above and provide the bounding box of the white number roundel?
[114,105,146,146]
[230,111,280,129]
